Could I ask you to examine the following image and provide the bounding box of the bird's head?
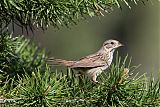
[103,39,123,52]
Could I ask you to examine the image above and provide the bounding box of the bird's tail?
[47,58,75,67]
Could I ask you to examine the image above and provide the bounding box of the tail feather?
[47,58,75,67]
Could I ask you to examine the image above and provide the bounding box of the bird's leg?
[91,72,99,83]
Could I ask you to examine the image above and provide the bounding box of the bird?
[47,39,123,83]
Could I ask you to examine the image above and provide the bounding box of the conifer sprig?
[0,0,148,31]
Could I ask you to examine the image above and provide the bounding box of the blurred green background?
[31,1,159,74]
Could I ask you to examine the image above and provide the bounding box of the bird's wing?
[70,53,107,68]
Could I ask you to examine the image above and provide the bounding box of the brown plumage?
[47,39,123,83]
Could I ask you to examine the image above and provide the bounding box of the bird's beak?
[118,42,124,47]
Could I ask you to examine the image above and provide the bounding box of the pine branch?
[0,0,149,31]
[0,33,46,87]
[1,51,160,106]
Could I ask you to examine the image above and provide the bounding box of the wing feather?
[70,53,107,68]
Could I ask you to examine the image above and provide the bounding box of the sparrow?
[47,40,123,83]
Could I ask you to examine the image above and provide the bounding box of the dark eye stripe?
[104,43,109,46]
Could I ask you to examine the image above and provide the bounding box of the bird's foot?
[92,80,100,84]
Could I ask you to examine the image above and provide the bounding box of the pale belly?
[86,52,113,78]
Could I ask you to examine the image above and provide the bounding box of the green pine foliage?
[1,53,160,106]
[0,0,148,30]
[0,0,160,106]
[0,33,46,87]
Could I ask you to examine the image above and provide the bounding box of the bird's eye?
[111,42,114,45]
